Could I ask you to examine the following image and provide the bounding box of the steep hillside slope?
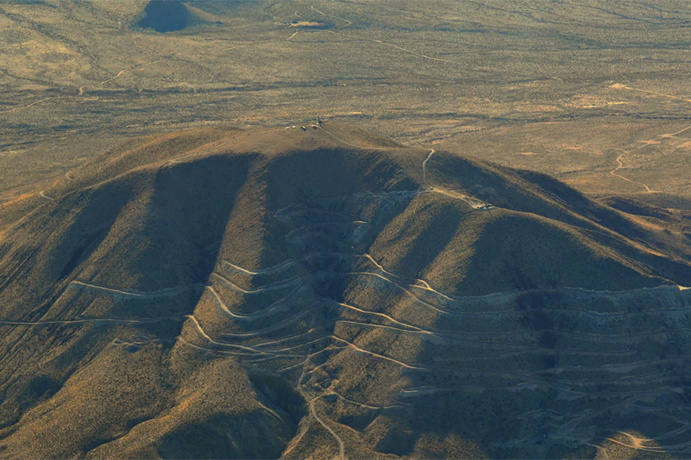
[1,123,691,459]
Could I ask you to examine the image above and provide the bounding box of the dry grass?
[3,1,691,458]
[0,123,690,457]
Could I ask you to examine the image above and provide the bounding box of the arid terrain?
[3,1,691,459]
[2,122,691,459]
[3,1,691,201]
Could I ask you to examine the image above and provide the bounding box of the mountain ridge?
[1,123,691,458]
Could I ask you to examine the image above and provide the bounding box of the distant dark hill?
[137,1,192,33]
[1,123,691,458]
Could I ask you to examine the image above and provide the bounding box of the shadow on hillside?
[140,154,255,325]
[158,411,291,459]
[397,284,691,459]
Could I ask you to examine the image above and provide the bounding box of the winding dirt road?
[211,272,302,295]
[38,191,54,201]
[0,97,53,114]
[0,316,176,327]
[310,5,352,27]
[205,286,291,321]
[69,280,193,299]
[612,83,691,104]
[609,148,655,193]
[421,149,435,185]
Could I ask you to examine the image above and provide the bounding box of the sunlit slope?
[1,123,691,458]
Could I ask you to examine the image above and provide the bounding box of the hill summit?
[1,123,691,458]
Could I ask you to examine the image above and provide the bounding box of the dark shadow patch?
[376,424,416,455]
[405,391,522,453]
[146,154,254,286]
[57,229,106,280]
[247,371,307,427]
[30,176,138,312]
[538,330,559,349]
[23,375,61,402]
[503,261,538,291]
[82,435,121,457]
[133,154,254,341]
[0,374,62,430]
[541,354,556,369]
[521,309,553,331]
[157,411,290,460]
[312,271,350,303]
[337,408,380,432]
[260,147,415,268]
[601,195,673,220]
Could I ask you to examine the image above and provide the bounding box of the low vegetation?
[1,123,691,458]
